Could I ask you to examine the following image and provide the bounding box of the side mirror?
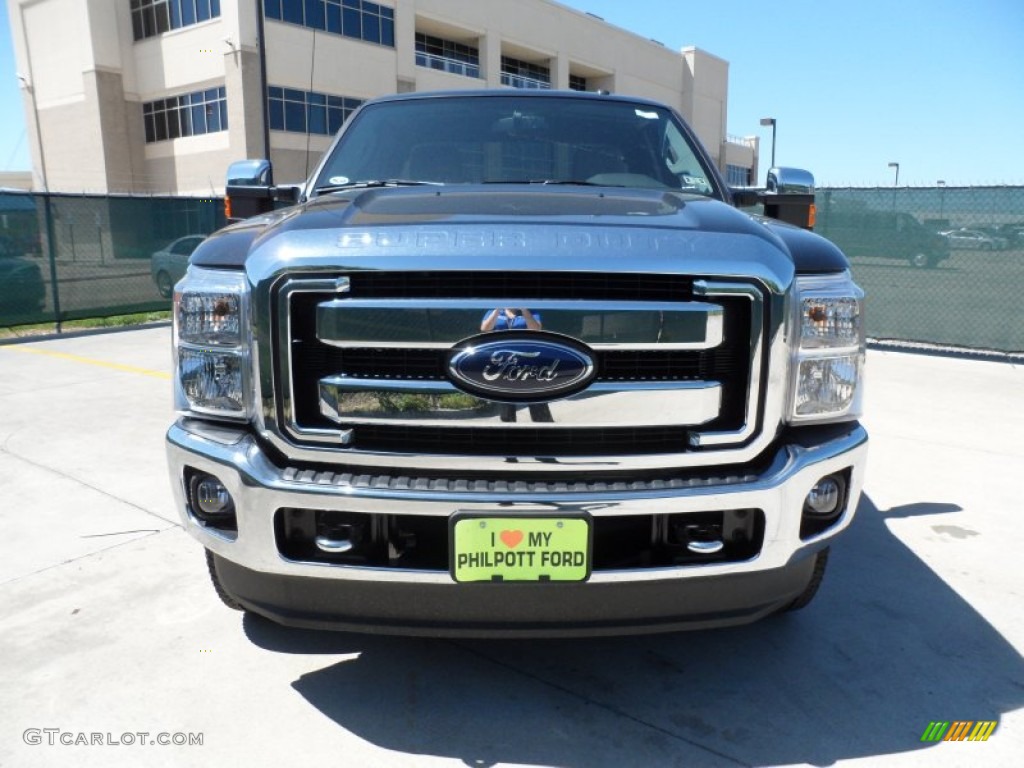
[227,159,272,187]
[730,167,817,230]
[224,160,301,221]
[762,167,815,229]
[765,167,814,194]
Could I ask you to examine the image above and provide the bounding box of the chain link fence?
[2,187,1022,352]
[0,191,225,328]
[817,186,1024,353]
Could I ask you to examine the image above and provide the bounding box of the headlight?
[788,272,865,423]
[173,267,252,420]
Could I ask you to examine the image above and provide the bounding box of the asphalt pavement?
[0,326,1021,767]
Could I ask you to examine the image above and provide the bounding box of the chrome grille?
[269,271,767,465]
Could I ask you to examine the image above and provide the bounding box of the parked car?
[150,235,206,298]
[939,228,1010,251]
[815,208,950,268]
[0,235,46,322]
[994,223,1024,247]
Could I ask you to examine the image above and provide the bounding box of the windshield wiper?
[313,179,444,194]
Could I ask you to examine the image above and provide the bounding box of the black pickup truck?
[166,90,867,636]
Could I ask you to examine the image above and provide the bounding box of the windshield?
[313,95,719,197]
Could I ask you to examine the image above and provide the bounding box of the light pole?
[760,117,776,169]
[887,162,900,214]
[888,162,900,186]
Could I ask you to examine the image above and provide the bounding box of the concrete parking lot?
[1,326,1021,767]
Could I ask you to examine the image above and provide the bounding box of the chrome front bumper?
[166,419,868,587]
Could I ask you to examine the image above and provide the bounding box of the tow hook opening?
[315,516,368,554]
[664,509,762,564]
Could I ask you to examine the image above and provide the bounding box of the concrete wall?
[10,0,95,190]
[142,131,233,195]
[681,47,729,169]
[0,171,33,190]
[263,22,399,99]
[224,49,267,169]
[130,24,226,97]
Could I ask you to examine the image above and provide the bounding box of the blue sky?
[2,0,1021,186]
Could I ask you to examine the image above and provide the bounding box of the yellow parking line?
[3,346,172,380]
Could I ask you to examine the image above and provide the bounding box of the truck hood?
[193,185,849,274]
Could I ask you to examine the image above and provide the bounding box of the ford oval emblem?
[447,332,597,402]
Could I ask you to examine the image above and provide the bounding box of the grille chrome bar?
[319,377,722,428]
[316,298,724,350]
[689,280,764,448]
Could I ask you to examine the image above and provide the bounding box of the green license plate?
[450,515,591,583]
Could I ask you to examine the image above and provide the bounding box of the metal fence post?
[42,194,62,332]
[95,211,105,264]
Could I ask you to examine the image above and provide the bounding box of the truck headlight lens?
[173,268,252,420]
[789,272,865,423]
[799,296,861,348]
[794,355,860,416]
[177,292,242,346]
[178,348,247,415]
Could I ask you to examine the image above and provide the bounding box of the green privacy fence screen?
[0,191,225,328]
[2,187,1022,352]
[816,186,1024,353]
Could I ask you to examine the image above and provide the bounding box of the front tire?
[909,252,934,268]
[205,549,245,611]
[781,547,829,612]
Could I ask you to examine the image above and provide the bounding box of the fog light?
[806,476,841,516]
[187,471,237,534]
[196,478,232,516]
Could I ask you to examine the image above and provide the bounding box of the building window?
[415,33,480,79]
[568,74,588,92]
[726,164,752,186]
[143,86,227,143]
[265,0,395,47]
[500,56,551,90]
[130,0,221,42]
[268,86,363,135]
